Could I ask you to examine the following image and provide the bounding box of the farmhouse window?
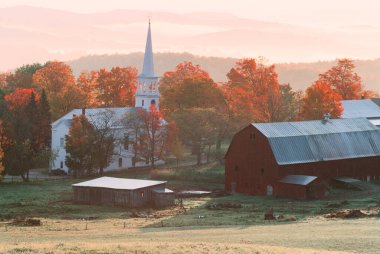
[118,158,122,167]
[141,191,144,198]
[60,137,64,147]
[60,161,63,168]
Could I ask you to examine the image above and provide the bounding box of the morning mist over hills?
[1,5,380,92]
[67,53,380,92]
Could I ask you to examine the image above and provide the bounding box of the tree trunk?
[197,151,202,165]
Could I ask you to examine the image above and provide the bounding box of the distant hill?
[67,53,380,93]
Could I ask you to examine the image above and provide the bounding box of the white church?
[51,22,160,173]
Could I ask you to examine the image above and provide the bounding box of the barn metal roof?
[253,118,380,165]
[72,177,166,190]
[279,175,318,186]
[342,99,380,119]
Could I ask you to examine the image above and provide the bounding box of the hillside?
[67,53,380,92]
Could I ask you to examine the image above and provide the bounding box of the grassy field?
[1,161,380,253]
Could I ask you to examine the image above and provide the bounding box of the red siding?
[225,125,380,198]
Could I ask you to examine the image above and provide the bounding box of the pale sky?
[1,0,380,70]
[1,0,380,27]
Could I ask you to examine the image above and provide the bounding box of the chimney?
[323,113,331,121]
[82,108,86,115]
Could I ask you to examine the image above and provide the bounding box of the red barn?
[225,118,380,199]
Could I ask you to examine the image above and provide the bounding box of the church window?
[118,158,122,167]
[151,99,156,105]
[124,134,129,150]
[60,161,63,168]
[60,137,64,147]
[142,99,144,106]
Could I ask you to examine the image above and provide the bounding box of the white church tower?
[135,20,160,111]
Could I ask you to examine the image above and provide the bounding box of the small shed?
[72,177,174,208]
[276,175,326,199]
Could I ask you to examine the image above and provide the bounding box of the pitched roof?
[279,175,318,186]
[253,118,380,165]
[342,99,380,119]
[72,176,165,190]
[52,107,138,128]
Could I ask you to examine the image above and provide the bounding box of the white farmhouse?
[51,21,161,173]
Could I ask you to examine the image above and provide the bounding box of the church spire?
[140,19,155,77]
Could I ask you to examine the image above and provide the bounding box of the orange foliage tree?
[159,62,222,116]
[159,62,226,161]
[95,67,137,107]
[4,88,40,111]
[318,59,363,100]
[224,58,284,128]
[33,61,86,120]
[299,81,343,120]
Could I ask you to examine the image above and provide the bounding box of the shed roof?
[253,118,380,165]
[279,175,318,186]
[342,99,380,119]
[72,177,166,190]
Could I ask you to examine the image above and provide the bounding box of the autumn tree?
[278,84,303,121]
[171,108,220,165]
[122,109,145,167]
[138,106,167,168]
[77,71,100,108]
[2,89,42,181]
[95,67,137,107]
[0,122,5,175]
[225,58,283,124]
[299,81,343,120]
[318,59,363,100]
[159,62,226,160]
[6,63,45,91]
[33,61,86,120]
[65,115,95,178]
[87,110,117,175]
[165,121,184,168]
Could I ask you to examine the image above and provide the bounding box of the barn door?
[266,185,273,196]
[231,182,236,193]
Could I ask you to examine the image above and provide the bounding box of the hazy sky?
[1,1,380,70]
[2,0,380,27]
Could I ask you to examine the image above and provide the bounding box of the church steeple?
[140,19,155,77]
[135,20,160,111]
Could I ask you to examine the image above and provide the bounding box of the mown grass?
[1,161,380,226]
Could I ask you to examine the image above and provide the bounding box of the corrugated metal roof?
[253,118,380,165]
[279,175,318,186]
[153,188,174,193]
[342,99,380,119]
[72,176,166,190]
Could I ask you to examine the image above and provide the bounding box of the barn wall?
[225,125,380,197]
[280,157,380,182]
[73,183,167,208]
[153,192,175,207]
[225,125,279,195]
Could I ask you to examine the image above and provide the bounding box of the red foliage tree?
[299,81,343,120]
[318,59,363,100]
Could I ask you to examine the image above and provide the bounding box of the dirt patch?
[324,209,372,219]
[11,217,42,226]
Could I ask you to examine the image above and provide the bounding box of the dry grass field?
[1,217,380,253]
